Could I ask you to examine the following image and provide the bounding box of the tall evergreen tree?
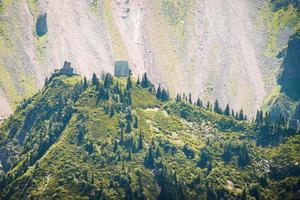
[239,109,245,120]
[138,130,143,150]
[104,73,113,89]
[92,73,100,90]
[109,104,115,117]
[238,144,250,168]
[206,101,211,110]
[161,89,170,102]
[213,100,222,114]
[156,84,162,99]
[141,73,150,88]
[188,93,192,104]
[136,75,140,85]
[222,143,232,164]
[133,115,138,129]
[224,104,230,116]
[176,94,181,102]
[144,145,155,169]
[196,98,202,107]
[83,76,88,90]
[126,74,132,90]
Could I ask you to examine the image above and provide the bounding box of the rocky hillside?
[1,0,299,118]
[265,30,300,120]
[0,72,299,199]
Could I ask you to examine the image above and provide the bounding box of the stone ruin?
[114,61,130,77]
[60,61,74,75]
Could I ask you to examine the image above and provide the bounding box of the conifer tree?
[239,109,245,120]
[197,147,212,168]
[92,73,100,90]
[176,94,181,102]
[196,98,202,107]
[44,77,49,87]
[141,73,150,88]
[238,144,250,168]
[222,143,232,164]
[126,74,132,90]
[213,100,222,114]
[188,93,192,104]
[136,75,140,85]
[224,104,230,116]
[83,76,88,90]
[144,145,155,169]
[161,89,170,101]
[206,101,210,110]
[109,104,115,117]
[133,115,138,129]
[138,130,143,150]
[104,73,113,89]
[113,139,118,153]
[156,84,162,99]
[126,120,132,133]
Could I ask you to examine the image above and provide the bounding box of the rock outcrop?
[36,12,48,37]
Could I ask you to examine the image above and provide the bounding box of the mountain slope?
[1,0,299,118]
[0,73,299,199]
[265,30,300,120]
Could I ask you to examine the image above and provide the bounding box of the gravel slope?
[0,0,291,118]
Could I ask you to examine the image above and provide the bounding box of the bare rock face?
[269,31,300,120]
[36,12,48,37]
[278,31,300,88]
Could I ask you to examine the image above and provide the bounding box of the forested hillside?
[0,72,299,199]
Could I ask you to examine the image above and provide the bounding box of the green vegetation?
[259,1,300,57]
[0,72,299,199]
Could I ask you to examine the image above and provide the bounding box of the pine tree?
[161,89,170,102]
[92,73,100,90]
[44,77,49,87]
[239,109,245,120]
[224,104,230,116]
[77,125,85,144]
[207,162,213,174]
[138,130,143,150]
[133,115,138,129]
[197,147,211,168]
[126,120,132,133]
[213,100,222,114]
[113,139,118,153]
[126,74,132,90]
[109,104,115,117]
[176,94,181,102]
[222,143,232,164]
[136,75,140,85]
[156,84,162,99]
[144,145,155,169]
[238,144,250,168]
[104,73,113,89]
[83,76,88,90]
[196,98,202,107]
[141,73,150,88]
[188,93,192,104]
[206,101,210,110]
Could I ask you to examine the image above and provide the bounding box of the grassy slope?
[0,74,299,199]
